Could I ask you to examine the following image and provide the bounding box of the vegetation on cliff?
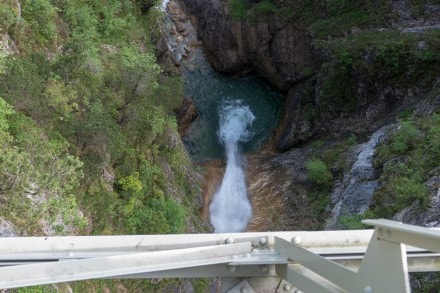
[372,115,440,218]
[0,0,208,290]
[227,0,440,216]
[302,2,439,229]
[0,0,204,241]
[0,0,193,237]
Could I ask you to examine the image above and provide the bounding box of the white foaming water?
[209,100,255,233]
[161,0,170,11]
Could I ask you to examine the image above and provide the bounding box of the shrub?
[122,196,186,234]
[228,0,248,19]
[253,0,277,16]
[22,0,58,43]
[393,176,429,208]
[375,120,419,164]
[427,115,440,159]
[321,135,357,173]
[338,210,377,230]
[0,1,19,33]
[117,172,143,195]
[306,158,333,187]
[391,122,418,154]
[97,1,133,41]
[372,115,440,218]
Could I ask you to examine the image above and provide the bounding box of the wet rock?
[325,126,391,229]
[274,82,315,151]
[168,0,182,15]
[174,96,198,135]
[139,0,155,12]
[165,0,202,69]
[402,24,440,33]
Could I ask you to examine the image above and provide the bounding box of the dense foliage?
[0,0,197,238]
[0,97,86,234]
[0,0,207,290]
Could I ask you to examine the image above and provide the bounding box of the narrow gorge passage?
[163,0,283,231]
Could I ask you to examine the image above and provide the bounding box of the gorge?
[167,0,440,233]
[0,0,439,290]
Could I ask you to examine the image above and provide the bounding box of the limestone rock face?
[176,0,440,151]
[174,96,198,135]
[325,126,391,230]
[0,219,19,237]
[179,0,313,91]
[245,149,319,231]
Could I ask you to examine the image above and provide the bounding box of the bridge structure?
[1,219,440,292]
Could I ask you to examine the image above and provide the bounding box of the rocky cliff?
[178,0,314,92]
[173,0,440,231]
[177,0,440,150]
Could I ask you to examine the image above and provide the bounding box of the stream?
[162,0,283,232]
[182,52,283,162]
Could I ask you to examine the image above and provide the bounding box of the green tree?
[22,0,58,44]
[119,45,162,97]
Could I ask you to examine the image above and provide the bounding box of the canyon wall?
[178,0,440,150]
[172,0,440,231]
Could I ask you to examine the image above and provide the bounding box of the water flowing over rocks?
[175,0,440,151]
[325,126,391,230]
[200,146,321,232]
[209,101,254,232]
[169,0,440,232]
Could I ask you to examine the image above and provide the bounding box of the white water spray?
[161,0,170,11]
[209,100,254,233]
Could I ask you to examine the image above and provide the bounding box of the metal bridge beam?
[0,242,251,289]
[0,219,439,292]
[272,220,440,293]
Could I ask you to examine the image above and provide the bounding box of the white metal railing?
[0,219,439,292]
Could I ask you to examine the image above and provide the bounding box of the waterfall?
[209,100,254,233]
[161,0,170,10]
[162,0,282,231]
